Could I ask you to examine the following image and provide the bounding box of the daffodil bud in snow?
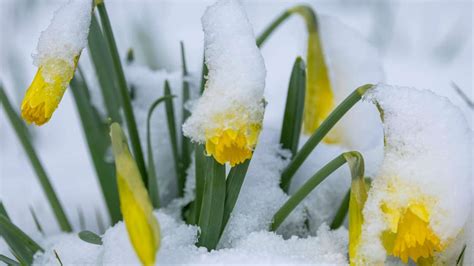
[183,0,266,167]
[21,0,92,125]
[350,85,472,265]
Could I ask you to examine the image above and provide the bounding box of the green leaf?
[0,254,20,266]
[0,202,10,220]
[78,230,103,245]
[194,144,206,224]
[330,189,350,230]
[456,245,466,266]
[163,81,183,196]
[180,41,193,192]
[197,157,226,250]
[280,57,306,157]
[271,154,347,231]
[220,160,251,236]
[146,95,175,208]
[97,2,148,186]
[87,14,122,123]
[280,84,373,192]
[70,72,121,224]
[0,86,72,232]
[199,54,208,94]
[29,207,44,234]
[0,215,43,264]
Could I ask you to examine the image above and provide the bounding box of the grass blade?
[0,86,71,232]
[280,84,373,192]
[271,154,347,231]
[0,215,43,264]
[197,157,226,250]
[220,160,251,235]
[194,144,206,224]
[29,207,44,234]
[456,245,466,266]
[70,73,121,224]
[0,202,10,220]
[87,14,122,123]
[180,41,193,189]
[280,57,306,156]
[329,189,350,230]
[0,254,20,266]
[146,95,175,208]
[97,2,148,185]
[163,81,182,196]
[78,230,103,245]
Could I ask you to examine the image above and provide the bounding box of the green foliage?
[78,230,103,245]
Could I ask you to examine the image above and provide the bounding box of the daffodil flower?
[110,123,160,266]
[350,85,472,265]
[183,0,266,166]
[21,0,92,125]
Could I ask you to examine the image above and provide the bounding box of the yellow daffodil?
[350,85,472,265]
[183,0,266,166]
[21,0,92,125]
[110,123,160,266]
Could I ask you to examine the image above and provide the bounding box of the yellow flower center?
[381,203,443,264]
[205,123,261,167]
[21,58,76,125]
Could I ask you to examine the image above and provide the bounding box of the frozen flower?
[183,0,266,166]
[110,123,161,266]
[350,85,472,265]
[21,0,92,125]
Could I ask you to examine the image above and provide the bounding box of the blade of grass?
[87,14,122,123]
[77,207,86,231]
[146,95,175,208]
[70,72,121,224]
[0,215,43,264]
[78,230,103,245]
[197,157,226,250]
[0,86,71,232]
[0,202,10,220]
[29,207,44,234]
[163,81,182,196]
[180,41,193,188]
[220,160,251,235]
[329,189,350,229]
[280,84,373,192]
[199,56,208,94]
[280,57,306,157]
[194,144,206,224]
[456,245,466,266]
[0,254,20,266]
[54,250,63,266]
[95,208,106,234]
[96,2,148,185]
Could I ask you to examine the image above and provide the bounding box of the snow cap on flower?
[352,85,472,264]
[183,0,266,166]
[21,0,92,125]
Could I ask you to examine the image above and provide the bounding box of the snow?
[356,84,472,263]
[183,0,266,143]
[33,0,92,79]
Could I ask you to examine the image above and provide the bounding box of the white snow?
[33,0,92,78]
[356,84,472,263]
[183,0,266,143]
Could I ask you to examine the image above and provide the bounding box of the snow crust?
[183,0,266,143]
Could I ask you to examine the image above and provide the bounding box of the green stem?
[256,10,291,47]
[194,144,206,223]
[180,41,192,189]
[280,84,373,192]
[0,86,72,232]
[330,189,350,229]
[96,2,148,185]
[271,154,346,231]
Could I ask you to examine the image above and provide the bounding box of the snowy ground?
[0,0,472,264]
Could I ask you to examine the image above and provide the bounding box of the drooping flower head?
[183,0,266,166]
[350,85,472,265]
[21,0,92,125]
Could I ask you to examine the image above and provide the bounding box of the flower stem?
[96,2,148,185]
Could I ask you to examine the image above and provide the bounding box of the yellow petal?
[110,123,161,266]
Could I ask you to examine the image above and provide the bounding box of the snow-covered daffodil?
[21,0,92,125]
